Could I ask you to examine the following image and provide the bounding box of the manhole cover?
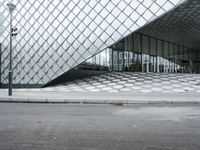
[145,146,185,150]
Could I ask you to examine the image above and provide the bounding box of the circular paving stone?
[108,83,117,86]
[92,77,101,79]
[152,79,161,82]
[161,81,171,84]
[140,89,152,93]
[136,78,145,81]
[85,87,95,90]
[142,84,152,88]
[134,82,144,85]
[162,90,172,93]
[92,83,101,85]
[113,85,124,89]
[96,85,106,88]
[102,81,111,84]
[42,88,56,92]
[171,84,182,88]
[131,86,142,90]
[124,84,133,87]
[118,81,127,84]
[129,80,136,83]
[152,83,162,86]
[67,84,77,87]
[144,80,152,84]
[98,79,106,81]
[122,78,130,81]
[78,82,88,85]
[169,77,177,80]
[102,87,113,91]
[178,79,187,82]
[152,88,162,91]
[107,77,115,80]
[112,79,121,82]
[90,89,101,92]
[173,89,185,93]
[170,80,179,83]
[180,82,190,86]
[145,77,153,80]
[81,84,90,87]
[130,76,138,79]
[88,80,97,84]
[70,86,80,89]
[161,78,169,81]
[120,88,131,92]
[153,76,160,79]
[109,90,119,93]
[162,85,172,89]
[57,88,72,92]
[72,88,85,92]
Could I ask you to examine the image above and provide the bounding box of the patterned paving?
[42,72,200,93]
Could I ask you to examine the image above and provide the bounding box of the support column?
[156,39,159,73]
[155,38,158,73]
[162,40,164,73]
[111,49,114,71]
[189,59,193,74]
[123,39,125,71]
[168,42,170,74]
[147,36,150,73]
[140,34,143,72]
[132,34,135,72]
[189,49,193,74]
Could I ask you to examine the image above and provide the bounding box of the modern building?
[0,0,200,88]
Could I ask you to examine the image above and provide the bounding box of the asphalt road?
[0,103,200,150]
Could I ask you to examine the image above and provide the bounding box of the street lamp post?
[7,3,16,96]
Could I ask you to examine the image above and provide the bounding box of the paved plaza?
[0,72,200,104]
[6,72,200,93]
[59,72,200,93]
[1,72,200,93]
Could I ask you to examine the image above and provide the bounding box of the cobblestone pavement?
[2,72,200,93]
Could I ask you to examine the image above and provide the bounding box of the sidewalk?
[0,89,200,104]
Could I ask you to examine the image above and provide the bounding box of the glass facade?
[0,0,186,86]
[113,33,200,74]
[82,32,200,74]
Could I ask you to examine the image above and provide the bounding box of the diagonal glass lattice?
[0,0,186,85]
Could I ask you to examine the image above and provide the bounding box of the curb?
[0,97,200,105]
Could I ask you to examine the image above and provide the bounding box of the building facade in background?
[1,0,199,87]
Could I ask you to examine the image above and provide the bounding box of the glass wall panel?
[163,42,169,73]
[133,33,142,72]
[169,43,175,73]
[150,38,157,72]
[157,40,164,73]
[142,35,149,72]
